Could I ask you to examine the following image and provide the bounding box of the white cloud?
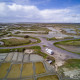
[0,2,80,23]
[0,3,8,16]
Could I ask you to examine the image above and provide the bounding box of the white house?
[45,48,54,55]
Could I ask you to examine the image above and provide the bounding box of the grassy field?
[54,39,80,55]
[1,38,31,47]
[7,64,21,78]
[21,26,50,31]
[54,39,80,46]
[47,37,74,41]
[35,62,46,74]
[4,34,41,44]
[47,37,57,41]
[21,31,49,34]
[61,59,80,69]
[0,63,10,78]
[5,34,41,44]
[37,75,59,80]
[22,63,33,77]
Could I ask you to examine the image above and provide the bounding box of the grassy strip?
[0,46,41,53]
[21,31,49,34]
[47,37,74,41]
[21,26,50,31]
[8,34,24,37]
[63,37,74,39]
[47,37,57,41]
[0,49,11,53]
[54,39,80,46]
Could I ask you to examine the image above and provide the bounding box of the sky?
[0,0,80,23]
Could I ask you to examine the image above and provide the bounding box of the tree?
[24,35,29,38]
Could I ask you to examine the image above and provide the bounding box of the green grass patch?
[63,37,74,39]
[37,75,59,80]
[0,49,10,53]
[43,45,47,47]
[1,38,31,47]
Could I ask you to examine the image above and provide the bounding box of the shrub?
[24,35,30,38]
